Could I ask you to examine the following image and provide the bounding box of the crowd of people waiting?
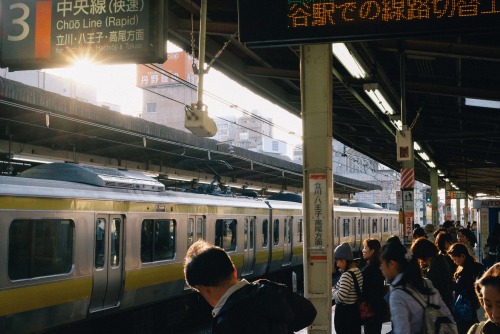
[332,220,500,334]
[180,220,499,333]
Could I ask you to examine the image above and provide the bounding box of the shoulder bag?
[348,270,375,322]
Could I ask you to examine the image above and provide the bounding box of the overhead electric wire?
[143,63,302,140]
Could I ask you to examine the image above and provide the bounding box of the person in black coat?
[183,239,317,334]
[361,238,387,334]
[448,243,486,334]
[411,237,453,309]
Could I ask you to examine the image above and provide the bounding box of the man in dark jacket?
[184,239,317,334]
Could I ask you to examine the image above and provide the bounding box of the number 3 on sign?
[1,0,52,67]
[8,3,30,41]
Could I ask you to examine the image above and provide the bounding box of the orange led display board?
[238,0,500,46]
[1,0,167,70]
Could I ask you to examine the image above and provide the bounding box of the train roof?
[20,163,165,192]
[1,163,301,210]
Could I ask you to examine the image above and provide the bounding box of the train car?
[0,163,399,333]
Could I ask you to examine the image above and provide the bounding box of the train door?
[187,215,205,248]
[89,215,124,313]
[241,217,256,276]
[282,217,293,266]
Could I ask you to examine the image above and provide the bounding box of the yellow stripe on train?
[0,277,92,316]
[124,263,185,291]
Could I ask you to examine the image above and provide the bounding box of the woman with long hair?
[468,263,500,333]
[448,243,485,334]
[361,238,386,334]
[380,242,455,333]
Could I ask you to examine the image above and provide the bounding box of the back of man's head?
[184,240,235,288]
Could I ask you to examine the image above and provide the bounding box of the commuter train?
[0,163,400,333]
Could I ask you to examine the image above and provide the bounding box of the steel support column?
[430,169,439,226]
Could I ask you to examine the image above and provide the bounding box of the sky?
[44,42,303,155]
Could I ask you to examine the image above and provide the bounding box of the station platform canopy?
[164,1,500,198]
[0,77,380,196]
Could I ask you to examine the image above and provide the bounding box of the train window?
[372,219,378,233]
[196,218,204,241]
[9,219,74,280]
[95,218,106,268]
[110,218,121,267]
[273,219,280,246]
[141,219,176,263]
[262,219,269,247]
[298,219,303,243]
[249,217,255,250]
[361,219,366,234]
[244,218,249,250]
[284,218,290,244]
[215,219,237,252]
[392,218,397,231]
[343,219,350,237]
[187,218,194,248]
[244,217,255,250]
[383,219,388,232]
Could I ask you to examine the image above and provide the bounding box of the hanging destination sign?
[1,0,167,70]
[238,0,500,46]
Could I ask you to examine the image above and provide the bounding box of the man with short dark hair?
[184,240,317,334]
[443,220,458,243]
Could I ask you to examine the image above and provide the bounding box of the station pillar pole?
[456,199,461,225]
[300,44,333,334]
[445,182,452,221]
[430,168,439,226]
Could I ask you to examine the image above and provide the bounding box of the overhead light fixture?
[266,188,282,193]
[227,182,243,189]
[392,120,403,131]
[465,98,500,109]
[418,152,430,161]
[444,178,450,182]
[426,161,436,168]
[11,154,64,164]
[363,83,395,115]
[414,142,421,151]
[332,43,368,79]
[168,175,193,182]
[245,185,263,191]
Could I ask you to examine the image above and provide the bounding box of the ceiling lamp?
[418,152,430,161]
[426,161,436,168]
[332,43,368,79]
[363,83,395,115]
[167,175,193,182]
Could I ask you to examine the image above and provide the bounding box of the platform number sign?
[0,0,167,70]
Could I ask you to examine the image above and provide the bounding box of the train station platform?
[295,308,392,334]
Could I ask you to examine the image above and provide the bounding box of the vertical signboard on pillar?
[445,198,452,220]
[396,130,412,162]
[308,173,328,261]
[403,211,414,243]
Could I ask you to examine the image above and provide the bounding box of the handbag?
[348,271,375,321]
[452,291,475,322]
